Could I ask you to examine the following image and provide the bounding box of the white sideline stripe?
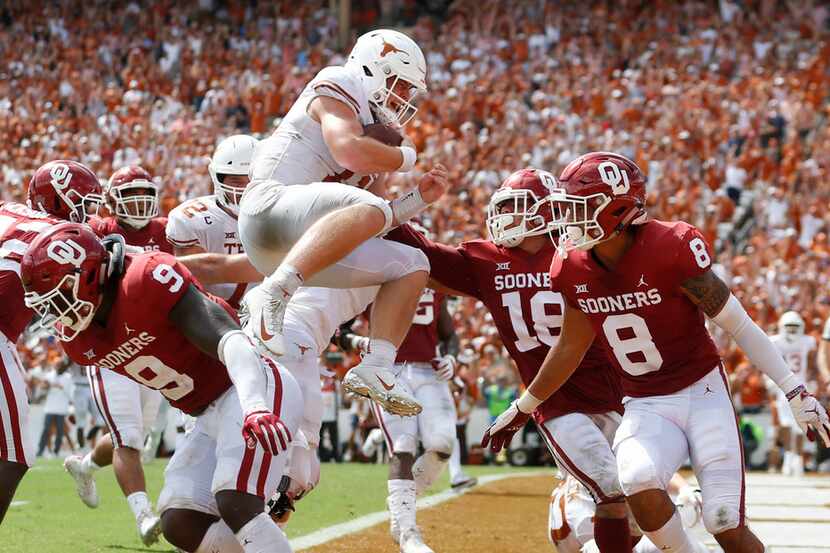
[10,501,28,508]
[291,471,547,551]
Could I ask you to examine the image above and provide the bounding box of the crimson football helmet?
[105,166,159,229]
[21,223,109,341]
[27,160,103,223]
[554,151,647,253]
[486,168,562,247]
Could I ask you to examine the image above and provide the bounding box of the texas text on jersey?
[166,195,251,308]
[61,253,233,414]
[89,216,172,254]
[551,219,722,397]
[396,288,445,364]
[0,202,61,342]
[387,225,622,422]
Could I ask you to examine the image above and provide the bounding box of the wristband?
[780,373,805,400]
[397,146,417,172]
[390,187,428,224]
[517,390,542,414]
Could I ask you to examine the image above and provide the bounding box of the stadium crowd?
[2,0,830,463]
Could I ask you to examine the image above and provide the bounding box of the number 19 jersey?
[386,226,622,422]
[61,252,233,414]
[550,220,722,398]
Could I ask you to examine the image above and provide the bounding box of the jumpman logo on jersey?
[704,384,714,395]
[124,323,134,335]
[84,349,95,359]
[638,274,648,288]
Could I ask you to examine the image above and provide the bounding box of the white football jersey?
[166,194,255,307]
[770,333,816,381]
[243,65,379,214]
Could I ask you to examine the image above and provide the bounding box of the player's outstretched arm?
[314,97,416,174]
[481,302,594,453]
[682,269,830,446]
[169,285,291,455]
[177,253,263,285]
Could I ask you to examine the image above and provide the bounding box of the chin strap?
[101,233,126,279]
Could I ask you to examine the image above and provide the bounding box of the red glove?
[242,410,293,455]
[480,401,530,453]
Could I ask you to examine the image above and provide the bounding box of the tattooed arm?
[681,269,798,391]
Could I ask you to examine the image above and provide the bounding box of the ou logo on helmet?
[47,239,86,267]
[598,161,630,195]
[49,163,74,191]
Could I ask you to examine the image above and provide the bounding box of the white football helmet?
[345,29,427,126]
[778,311,805,339]
[209,135,258,215]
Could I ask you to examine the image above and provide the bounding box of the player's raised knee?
[422,431,454,457]
[702,501,742,535]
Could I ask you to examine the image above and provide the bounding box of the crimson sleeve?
[130,253,195,313]
[673,225,714,283]
[385,225,481,298]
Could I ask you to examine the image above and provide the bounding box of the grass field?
[2,458,531,553]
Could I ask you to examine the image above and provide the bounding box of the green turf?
[1,458,537,552]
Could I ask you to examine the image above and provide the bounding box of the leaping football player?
[21,223,302,553]
[485,152,830,553]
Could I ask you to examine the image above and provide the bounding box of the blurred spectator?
[35,358,73,458]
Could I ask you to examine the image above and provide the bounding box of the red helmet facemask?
[486,168,562,248]
[552,152,647,256]
[21,223,109,341]
[27,160,103,223]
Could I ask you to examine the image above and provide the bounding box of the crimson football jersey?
[387,226,622,422]
[0,202,62,342]
[61,252,233,414]
[88,216,172,253]
[396,288,445,364]
[550,220,721,398]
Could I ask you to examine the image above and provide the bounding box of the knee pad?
[616,440,662,497]
[423,431,455,457]
[702,500,742,535]
[393,434,418,455]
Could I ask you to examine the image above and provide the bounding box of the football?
[362,123,404,146]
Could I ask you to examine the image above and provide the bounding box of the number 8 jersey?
[550,220,722,398]
[61,252,234,414]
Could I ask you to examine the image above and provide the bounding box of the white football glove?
[676,485,703,528]
[431,355,456,381]
[787,385,830,446]
[349,335,370,353]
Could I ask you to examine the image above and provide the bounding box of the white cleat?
[137,509,162,546]
[400,527,434,553]
[343,361,421,417]
[63,455,99,508]
[240,284,287,356]
[450,475,478,493]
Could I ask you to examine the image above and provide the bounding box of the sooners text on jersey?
[88,216,172,253]
[61,252,233,414]
[396,288,444,364]
[550,220,722,398]
[0,202,61,342]
[387,226,622,422]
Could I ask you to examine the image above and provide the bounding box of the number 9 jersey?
[550,220,722,398]
[61,252,234,414]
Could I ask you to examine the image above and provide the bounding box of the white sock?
[196,520,243,553]
[448,436,463,483]
[794,453,804,476]
[643,511,698,553]
[388,479,417,533]
[412,451,448,496]
[265,264,303,299]
[363,339,397,367]
[82,452,101,473]
[126,491,151,520]
[235,512,292,553]
[783,451,794,475]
